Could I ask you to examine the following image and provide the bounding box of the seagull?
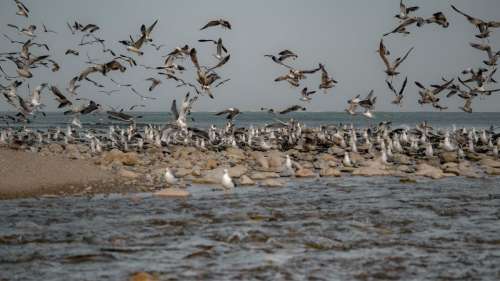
[279,105,306,114]
[42,24,57,34]
[470,42,500,66]
[451,5,500,39]
[277,50,298,62]
[121,33,147,56]
[164,168,178,185]
[50,86,72,108]
[198,38,227,60]
[345,95,360,115]
[359,90,377,110]
[386,77,408,105]
[201,19,231,30]
[299,87,316,102]
[221,169,235,189]
[396,0,419,20]
[378,39,414,77]
[318,63,338,92]
[215,108,241,120]
[14,0,29,17]
[65,49,79,56]
[425,12,449,28]
[146,78,161,92]
[141,19,158,42]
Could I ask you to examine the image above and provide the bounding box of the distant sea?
[1,112,500,130]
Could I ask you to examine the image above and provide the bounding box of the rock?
[352,160,390,176]
[252,151,269,169]
[295,168,316,178]
[154,188,190,198]
[129,272,158,281]
[440,152,458,163]
[191,177,219,184]
[480,158,500,168]
[458,162,481,179]
[239,175,255,186]
[118,169,140,179]
[329,147,345,156]
[260,179,285,188]
[204,159,218,169]
[225,147,246,160]
[318,153,337,162]
[485,166,500,175]
[174,168,192,177]
[250,172,280,180]
[319,167,341,177]
[267,154,283,170]
[465,152,482,162]
[392,154,412,165]
[229,165,248,178]
[48,143,64,154]
[350,152,364,164]
[415,163,445,179]
[102,149,140,166]
[400,177,417,184]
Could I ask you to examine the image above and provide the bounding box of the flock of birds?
[1,1,500,188]
[0,1,499,126]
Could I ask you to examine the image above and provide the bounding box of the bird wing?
[190,48,201,71]
[200,20,220,30]
[394,47,414,68]
[451,5,482,25]
[378,39,391,69]
[208,54,230,71]
[170,99,179,120]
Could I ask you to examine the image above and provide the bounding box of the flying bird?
[200,19,231,30]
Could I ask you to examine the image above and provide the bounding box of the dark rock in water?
[400,177,417,184]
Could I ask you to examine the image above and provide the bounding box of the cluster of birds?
[0,0,235,128]
[344,1,500,119]
[0,1,499,141]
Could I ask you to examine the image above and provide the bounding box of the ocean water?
[1,177,500,280]
[2,111,500,130]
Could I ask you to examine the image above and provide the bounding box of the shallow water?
[1,177,500,280]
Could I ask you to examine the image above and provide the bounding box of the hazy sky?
[0,0,500,112]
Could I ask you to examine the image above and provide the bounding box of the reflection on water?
[1,177,500,280]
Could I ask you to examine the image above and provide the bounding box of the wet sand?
[0,148,115,199]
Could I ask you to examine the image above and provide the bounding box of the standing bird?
[164,168,178,185]
[221,169,235,189]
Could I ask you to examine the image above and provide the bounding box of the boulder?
[239,175,255,186]
[415,163,445,179]
[118,169,140,179]
[440,152,458,163]
[352,160,390,177]
[319,167,341,177]
[295,168,316,178]
[480,158,500,169]
[204,159,218,170]
[225,147,246,160]
[129,272,158,281]
[252,151,269,169]
[102,149,140,166]
[48,143,64,154]
[250,172,280,180]
[154,188,190,198]
[260,179,285,188]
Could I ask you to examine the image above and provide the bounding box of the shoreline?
[1,136,500,200]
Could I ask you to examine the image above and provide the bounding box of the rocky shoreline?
[2,136,500,199]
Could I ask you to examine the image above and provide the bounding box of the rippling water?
[1,177,500,280]
[2,111,500,130]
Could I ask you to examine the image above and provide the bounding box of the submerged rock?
[319,167,341,177]
[260,179,285,188]
[154,188,190,198]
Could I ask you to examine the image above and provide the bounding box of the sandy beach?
[0,148,116,199]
